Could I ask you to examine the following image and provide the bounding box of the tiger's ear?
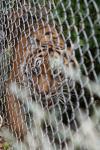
[66,39,79,51]
[64,40,79,60]
[66,39,72,48]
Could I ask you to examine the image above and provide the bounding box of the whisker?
[57,94,67,104]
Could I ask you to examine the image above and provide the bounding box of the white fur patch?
[49,52,63,71]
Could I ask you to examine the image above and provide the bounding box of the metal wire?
[0,0,100,150]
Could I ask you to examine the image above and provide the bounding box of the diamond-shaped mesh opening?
[0,0,100,150]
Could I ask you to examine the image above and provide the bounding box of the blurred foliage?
[3,142,10,150]
[52,0,100,79]
[0,0,100,78]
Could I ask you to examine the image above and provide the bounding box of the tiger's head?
[18,25,79,106]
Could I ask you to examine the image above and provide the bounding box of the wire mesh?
[0,0,100,150]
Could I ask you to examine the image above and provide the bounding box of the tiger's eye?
[53,69,58,75]
[36,59,42,66]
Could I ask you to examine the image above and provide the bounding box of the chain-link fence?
[0,0,100,149]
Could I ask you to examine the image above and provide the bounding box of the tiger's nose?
[40,92,46,97]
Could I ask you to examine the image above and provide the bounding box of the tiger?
[5,21,79,141]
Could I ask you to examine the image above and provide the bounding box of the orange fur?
[5,23,78,141]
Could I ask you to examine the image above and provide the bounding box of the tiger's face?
[21,40,79,103]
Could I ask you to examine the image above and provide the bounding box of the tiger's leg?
[6,92,27,141]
